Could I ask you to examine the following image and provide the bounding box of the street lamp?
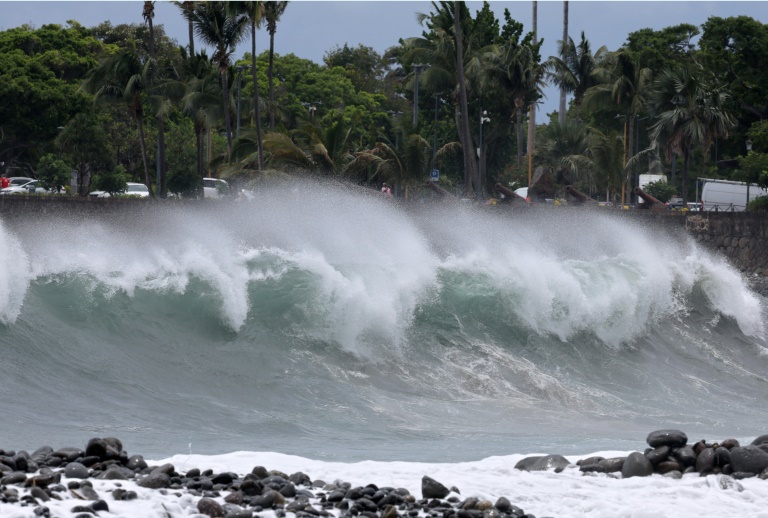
[478,110,490,200]
[235,64,252,137]
[411,63,429,127]
[746,139,753,209]
[301,101,323,123]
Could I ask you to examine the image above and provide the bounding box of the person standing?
[1,174,9,189]
[381,182,392,196]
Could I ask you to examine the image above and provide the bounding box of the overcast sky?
[2,1,765,114]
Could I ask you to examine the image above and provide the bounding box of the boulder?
[422,476,450,499]
[514,454,570,473]
[621,452,653,478]
[647,430,687,448]
[730,446,768,475]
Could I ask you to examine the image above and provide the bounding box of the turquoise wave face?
[1,182,767,460]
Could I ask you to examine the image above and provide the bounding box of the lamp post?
[236,65,251,137]
[411,63,429,127]
[479,110,490,200]
[432,95,440,169]
[746,139,753,210]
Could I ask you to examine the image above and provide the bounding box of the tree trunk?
[269,28,276,130]
[559,1,568,124]
[252,21,264,170]
[516,108,523,169]
[200,127,205,182]
[682,144,690,204]
[188,19,194,55]
[222,66,233,157]
[157,115,166,197]
[137,116,154,197]
[626,112,635,203]
[454,1,477,198]
[527,1,538,187]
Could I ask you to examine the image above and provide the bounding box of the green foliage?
[36,154,70,192]
[736,151,768,188]
[644,180,677,202]
[746,120,768,152]
[623,24,699,71]
[748,195,768,211]
[93,165,129,195]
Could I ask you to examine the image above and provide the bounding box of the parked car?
[0,179,63,195]
[90,182,150,198]
[203,178,229,198]
[686,202,702,212]
[8,177,35,186]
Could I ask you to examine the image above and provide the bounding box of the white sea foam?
[0,220,30,324]
[4,450,768,518]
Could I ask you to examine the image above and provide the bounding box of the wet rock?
[645,446,670,466]
[64,463,89,480]
[730,446,768,475]
[514,455,570,473]
[696,448,716,474]
[198,496,225,517]
[621,452,653,478]
[647,430,687,448]
[421,476,450,499]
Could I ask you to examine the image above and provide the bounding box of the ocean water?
[1,180,768,516]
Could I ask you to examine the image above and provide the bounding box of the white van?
[700,179,768,212]
[202,178,229,198]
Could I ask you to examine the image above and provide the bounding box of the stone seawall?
[685,212,768,276]
[1,195,766,277]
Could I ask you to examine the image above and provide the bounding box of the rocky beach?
[3,429,768,518]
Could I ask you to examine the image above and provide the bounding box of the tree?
[264,0,288,130]
[36,154,70,193]
[648,66,736,203]
[93,164,130,195]
[535,119,591,187]
[624,24,699,72]
[454,1,476,197]
[180,51,224,181]
[559,0,568,124]
[57,112,114,195]
[545,31,606,120]
[643,179,676,203]
[236,1,266,170]
[81,48,153,196]
[189,2,249,157]
[143,1,168,198]
[584,50,652,202]
[344,133,432,197]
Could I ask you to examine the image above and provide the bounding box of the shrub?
[643,180,677,203]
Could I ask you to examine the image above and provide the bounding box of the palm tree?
[188,2,249,157]
[235,1,266,170]
[648,66,736,203]
[546,32,607,120]
[264,1,288,130]
[407,1,479,197]
[588,128,625,201]
[535,119,592,188]
[559,0,568,123]
[527,0,538,187]
[82,49,155,197]
[344,133,432,197]
[483,41,543,170]
[584,50,652,202]
[143,1,170,197]
[180,51,223,183]
[174,1,197,55]
[454,1,477,197]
